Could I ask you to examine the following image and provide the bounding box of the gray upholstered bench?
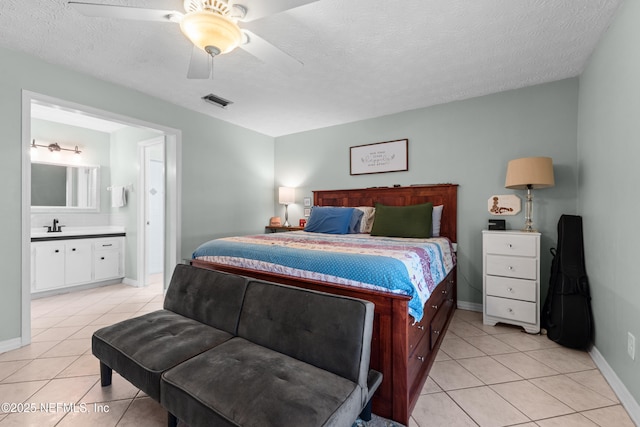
[92,264,381,426]
[92,265,248,401]
[161,279,379,426]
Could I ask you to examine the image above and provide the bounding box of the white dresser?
[482,230,540,334]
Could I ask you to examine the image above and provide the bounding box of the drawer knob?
[508,266,514,270]
[100,257,105,260]
[432,304,439,310]
[507,287,514,292]
[417,325,425,330]
[54,249,59,253]
[417,356,425,362]
[441,290,448,294]
[507,243,513,248]
[507,308,514,313]
[433,330,440,335]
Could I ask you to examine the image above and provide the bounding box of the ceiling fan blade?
[233,0,320,22]
[240,30,302,74]
[187,46,212,79]
[68,2,182,22]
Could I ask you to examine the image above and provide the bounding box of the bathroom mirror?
[31,162,100,211]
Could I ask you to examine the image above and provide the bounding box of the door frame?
[21,90,182,346]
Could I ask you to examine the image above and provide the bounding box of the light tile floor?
[0,282,635,426]
[409,310,636,427]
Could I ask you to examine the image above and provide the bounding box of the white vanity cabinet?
[65,241,93,285]
[33,242,66,290]
[31,235,124,293]
[482,230,540,334]
[94,238,123,281]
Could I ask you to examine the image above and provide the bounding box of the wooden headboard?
[313,184,458,243]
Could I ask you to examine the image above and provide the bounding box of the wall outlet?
[628,332,636,361]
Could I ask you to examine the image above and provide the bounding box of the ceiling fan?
[68,0,317,78]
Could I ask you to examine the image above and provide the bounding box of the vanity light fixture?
[31,139,82,155]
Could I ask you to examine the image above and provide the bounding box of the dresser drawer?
[94,239,121,250]
[484,233,537,257]
[485,275,536,302]
[430,299,453,350]
[486,296,536,324]
[426,283,448,317]
[408,331,431,389]
[486,255,537,280]
[408,317,428,355]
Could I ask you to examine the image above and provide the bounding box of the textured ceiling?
[0,0,622,137]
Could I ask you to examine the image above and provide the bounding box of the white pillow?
[432,205,443,237]
[355,206,376,233]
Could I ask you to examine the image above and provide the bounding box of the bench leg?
[100,362,112,387]
[359,398,373,422]
[167,412,178,427]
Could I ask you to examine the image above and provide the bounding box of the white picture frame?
[350,139,408,175]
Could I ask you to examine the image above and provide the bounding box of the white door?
[147,158,164,275]
[139,137,166,286]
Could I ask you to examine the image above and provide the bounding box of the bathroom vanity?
[31,226,125,294]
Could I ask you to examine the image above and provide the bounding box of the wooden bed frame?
[191,184,458,425]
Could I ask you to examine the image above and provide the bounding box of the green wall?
[0,46,274,343]
[275,79,579,306]
[577,0,640,404]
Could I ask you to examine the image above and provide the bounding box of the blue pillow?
[305,207,355,234]
[348,208,364,234]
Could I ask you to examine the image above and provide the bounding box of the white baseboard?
[457,300,482,312]
[590,346,640,425]
[0,337,22,354]
[122,278,139,287]
[31,279,123,299]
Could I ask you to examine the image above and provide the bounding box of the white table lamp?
[278,187,295,227]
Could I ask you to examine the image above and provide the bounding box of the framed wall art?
[487,194,521,215]
[350,139,408,175]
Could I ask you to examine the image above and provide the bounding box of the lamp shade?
[278,187,295,205]
[505,157,555,190]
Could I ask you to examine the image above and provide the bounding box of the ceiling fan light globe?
[179,11,242,55]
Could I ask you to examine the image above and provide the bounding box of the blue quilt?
[193,232,456,321]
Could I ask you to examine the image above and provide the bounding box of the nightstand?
[265,226,305,233]
[482,230,540,334]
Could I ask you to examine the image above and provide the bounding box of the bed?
[191,184,458,425]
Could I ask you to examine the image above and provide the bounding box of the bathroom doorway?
[21,91,182,345]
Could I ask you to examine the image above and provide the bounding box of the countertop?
[31,226,126,241]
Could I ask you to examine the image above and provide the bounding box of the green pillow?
[370,202,433,238]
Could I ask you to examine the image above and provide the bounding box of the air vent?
[202,93,233,109]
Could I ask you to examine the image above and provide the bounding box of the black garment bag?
[541,214,594,349]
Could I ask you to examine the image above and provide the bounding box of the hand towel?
[111,186,126,208]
